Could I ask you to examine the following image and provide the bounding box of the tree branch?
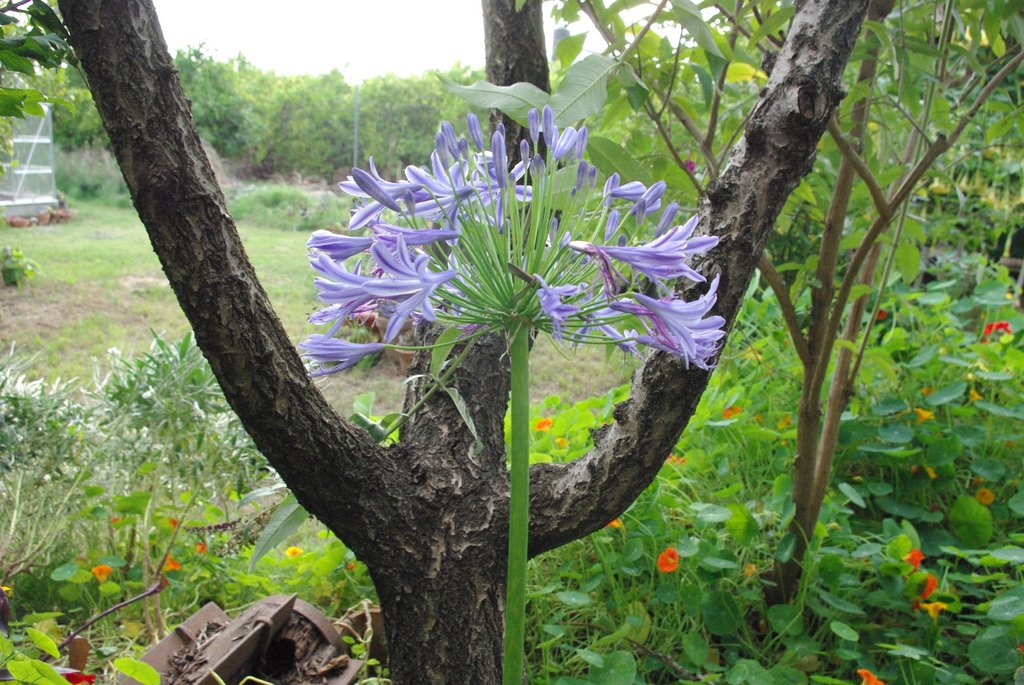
[758,256,810,366]
[827,115,887,216]
[528,0,871,555]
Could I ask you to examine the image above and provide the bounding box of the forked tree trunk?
[59,1,868,681]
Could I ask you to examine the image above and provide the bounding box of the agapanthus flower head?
[301,105,724,376]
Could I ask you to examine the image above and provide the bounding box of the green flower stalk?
[301,106,724,682]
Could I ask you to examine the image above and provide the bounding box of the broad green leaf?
[6,658,67,684]
[113,657,161,685]
[25,627,60,658]
[838,482,865,508]
[726,659,772,685]
[1008,491,1024,517]
[441,77,549,124]
[701,591,740,636]
[968,625,1019,674]
[766,604,803,636]
[817,589,865,615]
[682,631,708,665]
[949,494,993,547]
[725,62,767,83]
[924,381,966,407]
[352,391,375,418]
[988,594,1024,621]
[443,386,483,454]
[724,503,758,545]
[248,495,309,570]
[555,591,592,608]
[877,424,914,444]
[670,0,723,58]
[50,562,79,582]
[555,33,586,68]
[589,651,636,685]
[551,54,618,125]
[586,136,651,185]
[895,242,921,283]
[829,621,859,642]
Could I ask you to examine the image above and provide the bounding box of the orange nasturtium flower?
[921,573,938,600]
[857,668,885,685]
[742,563,759,578]
[534,417,553,431]
[969,388,983,402]
[975,487,995,505]
[167,518,179,528]
[555,437,569,449]
[903,549,925,571]
[656,547,680,573]
[722,405,742,419]
[606,518,624,529]
[91,564,113,583]
[920,386,934,396]
[776,414,792,430]
[284,546,303,558]
[194,542,208,554]
[914,407,935,422]
[920,601,948,621]
[163,556,182,572]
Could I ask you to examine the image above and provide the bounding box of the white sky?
[150,0,563,83]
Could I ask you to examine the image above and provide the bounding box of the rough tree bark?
[59,1,868,682]
[482,0,549,162]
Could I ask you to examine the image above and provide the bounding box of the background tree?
[57,0,869,682]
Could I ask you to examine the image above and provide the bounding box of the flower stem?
[503,321,530,685]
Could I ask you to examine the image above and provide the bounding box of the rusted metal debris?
[119,596,382,685]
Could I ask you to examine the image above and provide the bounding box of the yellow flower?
[776,414,792,430]
[606,518,624,529]
[920,601,948,621]
[914,408,935,422]
[925,466,938,480]
[1,585,11,597]
[162,556,182,573]
[285,546,303,558]
[969,388,982,402]
[555,437,568,449]
[742,563,759,578]
[975,487,995,506]
[920,387,934,396]
[722,405,742,419]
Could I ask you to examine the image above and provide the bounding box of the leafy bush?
[55,147,129,204]
[227,184,351,232]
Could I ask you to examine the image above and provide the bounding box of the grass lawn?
[0,199,635,414]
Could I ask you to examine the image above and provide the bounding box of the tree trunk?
[58,0,868,681]
[482,0,549,162]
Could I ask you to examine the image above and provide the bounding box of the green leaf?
[551,54,618,125]
[555,33,587,68]
[949,494,993,547]
[925,381,966,407]
[838,482,865,508]
[817,589,865,615]
[50,562,80,582]
[748,6,794,45]
[586,136,651,185]
[248,495,309,570]
[682,631,708,666]
[895,242,921,283]
[113,657,161,685]
[430,327,463,377]
[0,49,36,75]
[968,625,1019,674]
[670,0,723,58]
[1008,491,1024,517]
[589,651,636,685]
[829,621,859,642]
[877,423,914,444]
[441,77,549,124]
[701,590,740,636]
[556,591,592,608]
[25,627,60,658]
[724,503,758,545]
[351,391,375,418]
[113,491,152,515]
[988,594,1024,621]
[767,604,803,636]
[775,531,796,562]
[443,386,483,454]
[6,658,67,684]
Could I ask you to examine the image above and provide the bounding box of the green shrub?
[227,184,351,232]
[55,147,130,204]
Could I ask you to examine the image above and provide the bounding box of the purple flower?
[542,106,558,149]
[654,202,680,237]
[307,230,373,260]
[535,276,584,338]
[351,167,403,213]
[683,159,696,173]
[492,129,508,189]
[575,126,589,160]
[299,335,384,376]
[612,276,726,368]
[591,216,718,286]
[467,112,485,150]
[528,109,540,143]
[552,126,578,161]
